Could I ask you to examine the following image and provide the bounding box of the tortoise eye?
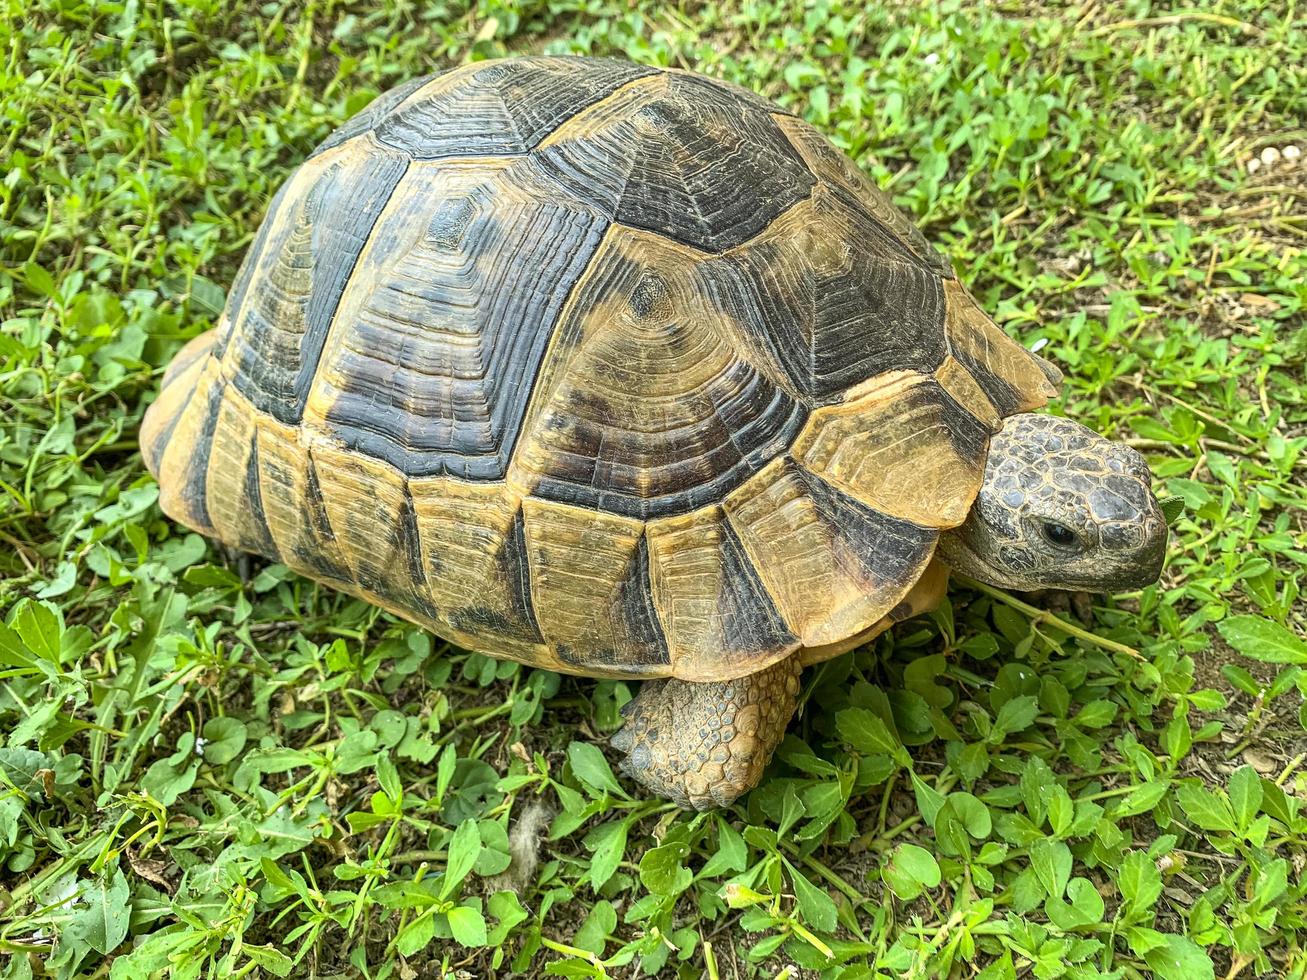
[1041,522,1079,548]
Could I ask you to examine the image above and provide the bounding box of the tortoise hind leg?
[610,656,803,810]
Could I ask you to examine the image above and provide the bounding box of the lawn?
[2,1,1306,977]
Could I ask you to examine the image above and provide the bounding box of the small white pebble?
[1246,158,1261,174]
[1029,337,1050,353]
[1284,144,1301,163]
[194,736,207,755]
[923,52,939,67]
[1261,146,1281,166]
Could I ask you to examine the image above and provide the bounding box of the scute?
[697,185,949,403]
[521,499,671,676]
[507,225,808,518]
[533,72,814,251]
[216,136,409,425]
[723,457,937,647]
[309,73,437,159]
[143,55,1061,684]
[773,114,953,276]
[792,372,993,530]
[302,156,609,479]
[374,58,658,159]
[645,507,799,679]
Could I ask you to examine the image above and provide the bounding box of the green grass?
[2,1,1306,977]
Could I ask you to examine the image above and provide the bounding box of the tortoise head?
[937,414,1167,593]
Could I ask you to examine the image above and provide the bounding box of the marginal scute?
[508,225,806,518]
[943,279,1060,415]
[141,333,214,477]
[799,559,950,666]
[520,498,669,675]
[645,506,798,680]
[792,373,991,529]
[256,415,353,586]
[407,479,546,660]
[535,72,814,251]
[153,358,225,535]
[304,157,608,479]
[204,387,279,559]
[308,444,440,623]
[722,457,937,646]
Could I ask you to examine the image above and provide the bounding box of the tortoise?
[141,56,1168,810]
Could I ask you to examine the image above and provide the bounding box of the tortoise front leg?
[610,656,803,810]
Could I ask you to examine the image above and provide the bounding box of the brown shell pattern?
[141,56,1058,681]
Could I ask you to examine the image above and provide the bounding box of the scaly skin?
[612,413,1169,810]
[610,656,803,810]
[935,414,1168,592]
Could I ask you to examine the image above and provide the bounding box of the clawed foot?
[609,658,803,810]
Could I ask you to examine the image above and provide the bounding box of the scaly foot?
[610,656,803,810]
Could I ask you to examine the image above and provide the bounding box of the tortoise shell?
[141,56,1057,682]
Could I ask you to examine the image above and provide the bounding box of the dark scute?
[795,465,938,592]
[533,74,814,252]
[557,533,670,671]
[397,485,429,597]
[294,155,410,412]
[374,58,659,159]
[228,151,409,425]
[242,431,280,561]
[212,178,294,363]
[929,380,993,467]
[696,195,949,403]
[308,73,439,159]
[712,520,798,657]
[321,161,609,479]
[614,533,671,665]
[303,458,339,544]
[294,459,354,583]
[496,507,546,645]
[177,381,226,532]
